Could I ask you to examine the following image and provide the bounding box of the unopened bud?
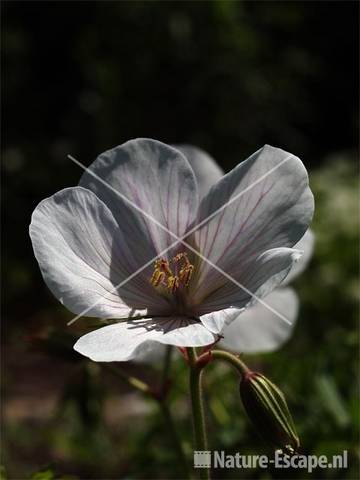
[240,371,300,454]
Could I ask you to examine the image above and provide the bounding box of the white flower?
[29,139,314,362]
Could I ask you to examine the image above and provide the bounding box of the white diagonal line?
[67,152,294,326]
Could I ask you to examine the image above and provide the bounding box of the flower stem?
[187,348,210,480]
[209,349,250,376]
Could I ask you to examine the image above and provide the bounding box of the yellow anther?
[173,252,194,286]
[179,264,194,286]
[157,259,173,277]
[150,252,195,293]
[150,268,165,287]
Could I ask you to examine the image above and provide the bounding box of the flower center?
[150,252,194,294]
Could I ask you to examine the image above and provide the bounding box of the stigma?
[150,252,194,294]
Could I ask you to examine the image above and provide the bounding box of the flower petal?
[174,145,224,199]
[219,288,299,353]
[74,317,215,361]
[196,247,302,314]
[283,228,315,285]
[29,187,169,318]
[133,343,167,364]
[200,308,243,334]
[192,145,314,303]
[80,139,198,261]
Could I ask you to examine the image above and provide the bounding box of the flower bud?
[240,371,300,454]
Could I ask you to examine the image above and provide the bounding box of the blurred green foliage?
[2,1,358,479]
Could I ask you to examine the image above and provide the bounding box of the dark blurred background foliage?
[2,1,359,479]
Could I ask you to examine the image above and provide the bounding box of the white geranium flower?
[177,145,315,354]
[29,139,314,362]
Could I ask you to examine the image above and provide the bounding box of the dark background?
[2,1,359,479]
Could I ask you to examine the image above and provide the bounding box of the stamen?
[167,275,179,294]
[158,259,173,277]
[150,252,195,293]
[150,268,165,287]
[179,264,194,286]
[174,252,194,286]
[173,252,190,265]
